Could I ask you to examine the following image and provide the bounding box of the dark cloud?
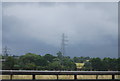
[2,2,118,58]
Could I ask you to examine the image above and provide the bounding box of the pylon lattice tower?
[61,33,68,56]
[2,46,10,57]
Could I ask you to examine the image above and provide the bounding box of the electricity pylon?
[61,33,68,56]
[2,46,10,57]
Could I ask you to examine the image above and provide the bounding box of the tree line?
[1,52,120,71]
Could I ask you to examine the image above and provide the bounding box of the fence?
[0,70,120,81]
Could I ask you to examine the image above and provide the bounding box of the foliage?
[84,57,119,71]
[73,56,90,63]
[2,53,119,71]
[43,54,56,63]
[48,61,61,70]
[2,56,15,70]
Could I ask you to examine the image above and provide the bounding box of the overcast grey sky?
[2,2,118,58]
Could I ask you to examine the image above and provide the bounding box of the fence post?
[10,74,13,80]
[74,74,77,80]
[56,75,59,80]
[96,75,98,79]
[112,74,115,80]
[32,74,35,80]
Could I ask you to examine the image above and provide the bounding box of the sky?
[2,2,118,58]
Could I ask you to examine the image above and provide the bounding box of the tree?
[102,57,111,71]
[24,63,36,70]
[2,56,15,70]
[57,51,63,59]
[48,61,61,70]
[62,57,76,70]
[118,58,120,71]
[83,61,92,71]
[43,54,56,63]
[73,56,90,63]
[73,57,79,63]
[19,53,48,70]
[90,57,103,71]
[109,58,118,71]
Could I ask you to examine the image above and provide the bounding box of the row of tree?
[2,52,76,70]
[83,57,120,71]
[2,52,120,71]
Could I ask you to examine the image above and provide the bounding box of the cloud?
[2,2,118,57]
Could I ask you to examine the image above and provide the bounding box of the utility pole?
[61,33,68,56]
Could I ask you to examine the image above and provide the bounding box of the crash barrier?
[0,70,120,81]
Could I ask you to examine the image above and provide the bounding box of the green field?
[75,63,84,69]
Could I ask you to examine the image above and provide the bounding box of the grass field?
[1,75,120,79]
[75,63,84,69]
